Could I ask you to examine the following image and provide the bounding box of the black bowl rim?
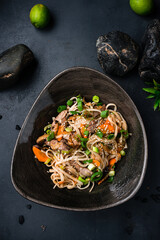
[11,67,148,211]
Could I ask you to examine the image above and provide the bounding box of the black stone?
[96,31,139,76]
[26,204,32,209]
[139,19,160,83]
[0,44,35,90]
[0,115,2,120]
[16,125,21,130]
[18,215,25,224]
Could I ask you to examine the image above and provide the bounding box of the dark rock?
[26,204,32,209]
[16,125,21,130]
[139,19,160,82]
[0,115,2,120]
[96,31,139,76]
[18,215,25,224]
[0,44,35,90]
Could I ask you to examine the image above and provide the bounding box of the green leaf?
[153,79,160,89]
[154,101,159,111]
[147,94,155,99]
[143,88,156,94]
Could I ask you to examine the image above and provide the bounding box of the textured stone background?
[0,0,160,239]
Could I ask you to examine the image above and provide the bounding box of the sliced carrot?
[32,146,48,162]
[108,125,114,133]
[58,181,64,184]
[98,120,114,133]
[98,175,108,185]
[80,124,87,138]
[57,125,65,141]
[109,158,116,166]
[93,159,100,167]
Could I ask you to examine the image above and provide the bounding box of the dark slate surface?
[0,0,160,239]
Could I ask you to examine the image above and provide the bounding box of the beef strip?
[87,119,99,134]
[55,110,67,124]
[70,162,92,177]
[46,139,70,151]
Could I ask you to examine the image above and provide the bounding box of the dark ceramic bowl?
[11,67,148,211]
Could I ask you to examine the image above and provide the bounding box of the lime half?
[130,0,153,16]
[29,4,50,29]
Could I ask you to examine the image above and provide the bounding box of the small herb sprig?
[143,79,160,111]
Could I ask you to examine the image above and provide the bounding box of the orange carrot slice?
[57,125,65,141]
[93,159,100,167]
[109,158,116,166]
[32,146,48,162]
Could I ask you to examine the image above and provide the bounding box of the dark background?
[0,0,160,239]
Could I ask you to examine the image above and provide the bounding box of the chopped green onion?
[120,150,126,156]
[93,146,99,153]
[61,149,72,154]
[108,170,115,177]
[92,95,99,103]
[44,158,51,165]
[80,138,88,148]
[91,169,103,182]
[78,176,89,185]
[107,176,114,183]
[107,134,114,140]
[83,159,93,163]
[57,105,67,113]
[97,102,103,106]
[67,99,73,106]
[46,129,51,134]
[96,129,103,138]
[88,163,96,171]
[85,149,91,155]
[120,129,129,139]
[65,127,72,132]
[84,130,89,136]
[80,137,88,142]
[70,111,80,115]
[44,124,52,132]
[100,110,109,118]
[47,132,55,141]
[78,101,83,111]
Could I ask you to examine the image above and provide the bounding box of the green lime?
[130,0,153,16]
[29,4,50,29]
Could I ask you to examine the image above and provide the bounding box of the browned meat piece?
[63,132,80,147]
[52,123,59,135]
[87,120,98,133]
[93,104,106,118]
[36,134,49,145]
[46,139,70,151]
[80,168,92,177]
[55,110,67,124]
[70,162,92,177]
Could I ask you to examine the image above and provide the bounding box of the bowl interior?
[11,67,147,210]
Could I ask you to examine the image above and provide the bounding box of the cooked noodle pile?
[33,95,130,192]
